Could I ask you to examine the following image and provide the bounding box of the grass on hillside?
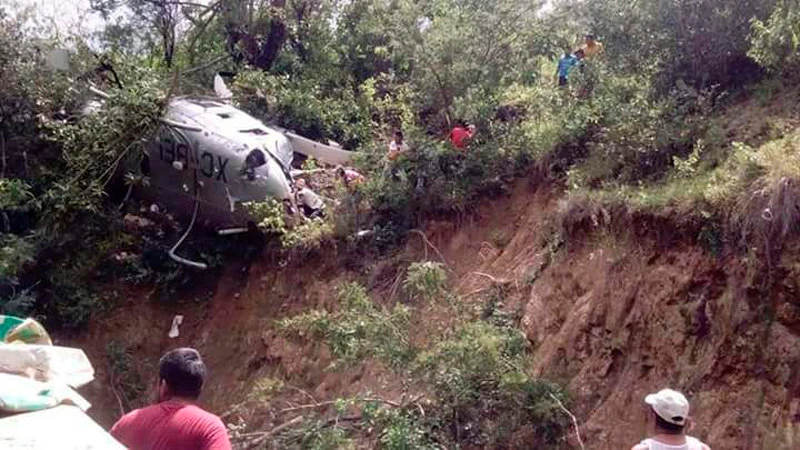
[561,127,800,247]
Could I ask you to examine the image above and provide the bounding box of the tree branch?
[278,396,403,414]
[180,53,229,75]
[410,229,449,267]
[140,0,214,10]
[548,392,585,450]
[240,415,304,448]
[185,0,223,64]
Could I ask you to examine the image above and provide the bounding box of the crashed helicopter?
[87,76,353,269]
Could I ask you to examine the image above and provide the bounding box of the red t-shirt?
[110,401,231,450]
[449,127,472,149]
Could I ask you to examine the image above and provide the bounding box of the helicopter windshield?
[242,149,268,181]
[267,136,294,170]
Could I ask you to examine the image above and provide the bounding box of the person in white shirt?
[295,178,324,219]
[632,389,711,450]
[387,130,409,161]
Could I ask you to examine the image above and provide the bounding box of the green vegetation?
[403,261,447,302]
[3,0,800,446]
[4,0,799,327]
[279,282,414,367]
[106,340,147,411]
[279,281,568,448]
[750,0,800,78]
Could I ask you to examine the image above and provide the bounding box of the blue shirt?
[557,54,580,79]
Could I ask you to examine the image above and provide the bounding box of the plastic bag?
[0,344,94,387]
[0,373,90,413]
[0,315,52,345]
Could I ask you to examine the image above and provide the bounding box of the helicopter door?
[147,126,197,216]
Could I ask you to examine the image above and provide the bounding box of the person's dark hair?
[394,130,403,140]
[585,34,595,40]
[159,348,206,399]
[653,409,685,435]
[336,166,346,177]
[574,49,586,59]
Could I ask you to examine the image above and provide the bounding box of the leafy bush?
[40,63,165,229]
[242,198,287,234]
[273,420,356,450]
[106,340,147,411]
[0,286,36,317]
[233,69,373,148]
[403,261,447,302]
[378,412,437,450]
[279,282,414,367]
[280,282,569,448]
[749,0,800,78]
[560,129,800,254]
[558,0,776,90]
[243,199,334,251]
[0,179,32,210]
[0,22,170,328]
[414,321,567,446]
[281,218,334,252]
[0,235,34,285]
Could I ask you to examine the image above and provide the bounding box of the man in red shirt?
[449,123,475,150]
[110,348,231,450]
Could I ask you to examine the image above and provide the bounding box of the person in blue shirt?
[555,49,585,87]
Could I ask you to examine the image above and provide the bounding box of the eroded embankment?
[68,179,799,449]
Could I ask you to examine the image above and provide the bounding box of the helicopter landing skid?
[217,227,249,235]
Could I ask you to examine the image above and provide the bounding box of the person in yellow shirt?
[580,34,604,58]
[577,34,603,97]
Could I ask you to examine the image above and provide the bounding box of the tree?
[390,0,548,125]
[92,0,218,67]
[749,0,800,78]
[551,0,778,90]
[222,0,288,70]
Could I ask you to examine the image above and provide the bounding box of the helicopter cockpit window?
[242,149,267,181]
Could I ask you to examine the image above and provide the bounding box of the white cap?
[645,389,690,426]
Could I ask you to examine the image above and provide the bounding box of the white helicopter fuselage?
[139,97,296,229]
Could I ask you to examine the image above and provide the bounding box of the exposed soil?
[63,177,800,449]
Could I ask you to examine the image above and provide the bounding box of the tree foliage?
[403,261,446,301]
[554,0,777,90]
[749,0,800,78]
[3,0,800,360]
[5,0,800,448]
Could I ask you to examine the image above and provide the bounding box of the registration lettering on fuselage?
[159,138,229,183]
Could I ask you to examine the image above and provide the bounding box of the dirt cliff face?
[422,181,800,449]
[523,243,800,449]
[68,181,799,449]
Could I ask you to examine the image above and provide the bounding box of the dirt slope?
[67,179,800,449]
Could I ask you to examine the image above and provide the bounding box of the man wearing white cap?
[631,388,711,450]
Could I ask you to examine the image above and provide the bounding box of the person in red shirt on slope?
[111,348,231,450]
[449,122,475,150]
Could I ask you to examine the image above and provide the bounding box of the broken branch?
[548,392,585,450]
[278,396,402,414]
[410,229,449,267]
[242,415,304,448]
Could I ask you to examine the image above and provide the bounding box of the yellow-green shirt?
[582,41,604,58]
